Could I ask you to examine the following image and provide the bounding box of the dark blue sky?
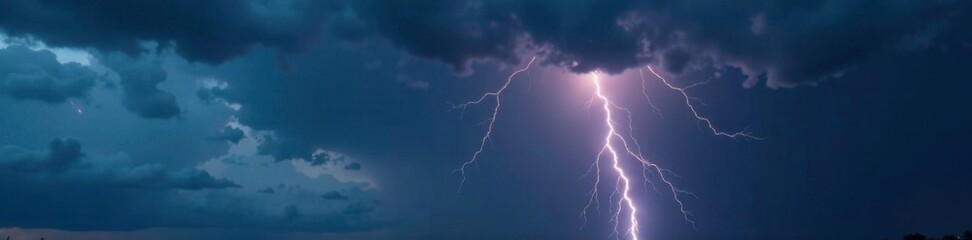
[0,0,970,239]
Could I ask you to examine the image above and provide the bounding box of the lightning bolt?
[451,56,537,191]
[590,73,641,239]
[453,59,759,239]
[646,66,761,140]
[583,71,705,239]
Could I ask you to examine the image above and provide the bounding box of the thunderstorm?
[454,59,760,239]
[4,1,969,239]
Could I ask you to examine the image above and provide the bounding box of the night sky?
[1,1,971,240]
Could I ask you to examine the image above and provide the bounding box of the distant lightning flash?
[68,100,83,114]
[454,58,758,239]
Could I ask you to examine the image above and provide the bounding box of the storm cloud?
[1,1,970,238]
[0,45,96,103]
[113,61,182,119]
[0,138,238,190]
[342,0,972,87]
[1,0,967,88]
[0,138,385,232]
[209,126,246,144]
[0,0,331,65]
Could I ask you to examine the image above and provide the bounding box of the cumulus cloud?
[112,61,182,119]
[0,45,97,103]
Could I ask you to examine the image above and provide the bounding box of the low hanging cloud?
[0,45,97,103]
[0,138,238,190]
[0,138,387,232]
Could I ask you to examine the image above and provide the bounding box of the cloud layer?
[0,45,96,103]
[0,138,385,232]
[3,0,968,88]
[0,0,330,64]
[0,138,238,190]
[0,0,970,238]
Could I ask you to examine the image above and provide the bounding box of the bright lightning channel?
[590,73,640,239]
[453,58,759,240]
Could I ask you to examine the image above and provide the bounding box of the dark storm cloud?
[0,1,969,237]
[0,45,96,103]
[310,152,343,166]
[211,44,437,164]
[341,0,971,87]
[256,135,315,161]
[0,138,386,232]
[343,0,523,73]
[322,190,349,201]
[344,162,362,170]
[501,0,646,74]
[646,0,972,88]
[339,0,644,73]
[342,202,378,215]
[0,0,331,65]
[204,0,972,165]
[112,61,182,119]
[0,138,238,190]
[256,134,345,166]
[0,138,81,172]
[209,126,246,144]
[257,187,275,194]
[3,0,967,87]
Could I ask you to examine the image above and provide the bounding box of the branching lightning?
[646,66,761,141]
[584,72,699,240]
[453,58,758,239]
[450,56,537,191]
[590,73,640,239]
